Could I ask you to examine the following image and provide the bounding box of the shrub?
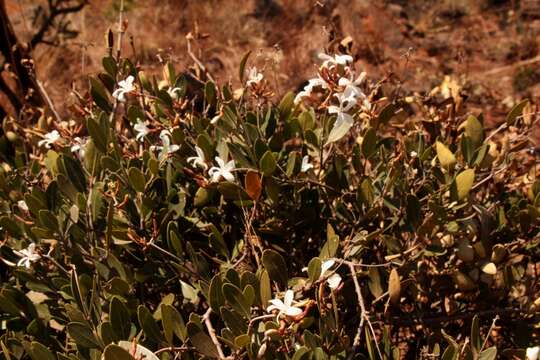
[0,48,538,359]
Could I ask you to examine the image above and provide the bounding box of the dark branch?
[30,0,88,48]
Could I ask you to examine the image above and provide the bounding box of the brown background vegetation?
[6,0,540,141]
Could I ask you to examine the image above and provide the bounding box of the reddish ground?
[6,0,540,141]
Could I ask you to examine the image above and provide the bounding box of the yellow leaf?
[464,115,483,146]
[481,262,497,275]
[455,169,475,200]
[436,141,456,169]
[388,268,401,305]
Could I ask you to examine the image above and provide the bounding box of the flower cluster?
[186,146,236,183]
[294,52,371,143]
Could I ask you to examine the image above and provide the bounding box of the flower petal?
[326,273,342,290]
[321,259,335,274]
[283,290,294,307]
[284,306,303,317]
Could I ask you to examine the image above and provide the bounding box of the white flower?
[17,200,29,212]
[134,119,150,142]
[294,77,328,105]
[167,87,182,100]
[303,259,342,289]
[151,130,180,161]
[318,53,353,68]
[301,155,313,173]
[328,91,356,128]
[187,146,208,170]
[13,243,41,269]
[38,130,60,149]
[338,72,366,98]
[210,115,221,124]
[112,75,136,102]
[527,346,540,360]
[321,260,342,289]
[246,67,264,87]
[267,290,303,318]
[410,151,418,158]
[208,157,235,182]
[70,137,87,159]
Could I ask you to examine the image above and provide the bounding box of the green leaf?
[217,182,251,201]
[436,141,456,169]
[239,50,252,84]
[180,280,199,303]
[98,321,116,346]
[222,283,251,318]
[406,195,421,229]
[187,322,220,358]
[307,257,322,283]
[61,155,87,193]
[67,322,101,349]
[208,224,229,258]
[209,275,225,313]
[441,330,459,360]
[87,118,108,153]
[357,178,374,206]
[464,115,483,147]
[161,304,187,344]
[278,91,295,119]
[259,151,277,176]
[290,346,309,360]
[38,209,59,232]
[0,216,22,238]
[261,249,288,287]
[326,118,353,144]
[259,269,272,308]
[102,344,133,360]
[361,127,377,158]
[137,305,162,343]
[235,334,250,348]
[479,347,497,360]
[102,56,117,77]
[376,103,397,127]
[128,167,146,192]
[221,307,247,336]
[110,296,131,340]
[454,169,475,201]
[506,99,528,126]
[90,77,112,112]
[319,224,339,259]
[26,341,56,360]
[470,315,481,353]
[205,81,216,105]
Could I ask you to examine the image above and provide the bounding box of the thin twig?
[35,79,61,122]
[154,346,192,355]
[348,263,366,353]
[203,308,226,359]
[348,262,384,359]
[480,315,499,352]
[247,314,275,336]
[186,34,215,83]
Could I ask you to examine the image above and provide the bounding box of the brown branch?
[154,346,192,355]
[202,308,226,359]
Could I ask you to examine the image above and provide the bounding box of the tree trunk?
[0,0,43,117]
